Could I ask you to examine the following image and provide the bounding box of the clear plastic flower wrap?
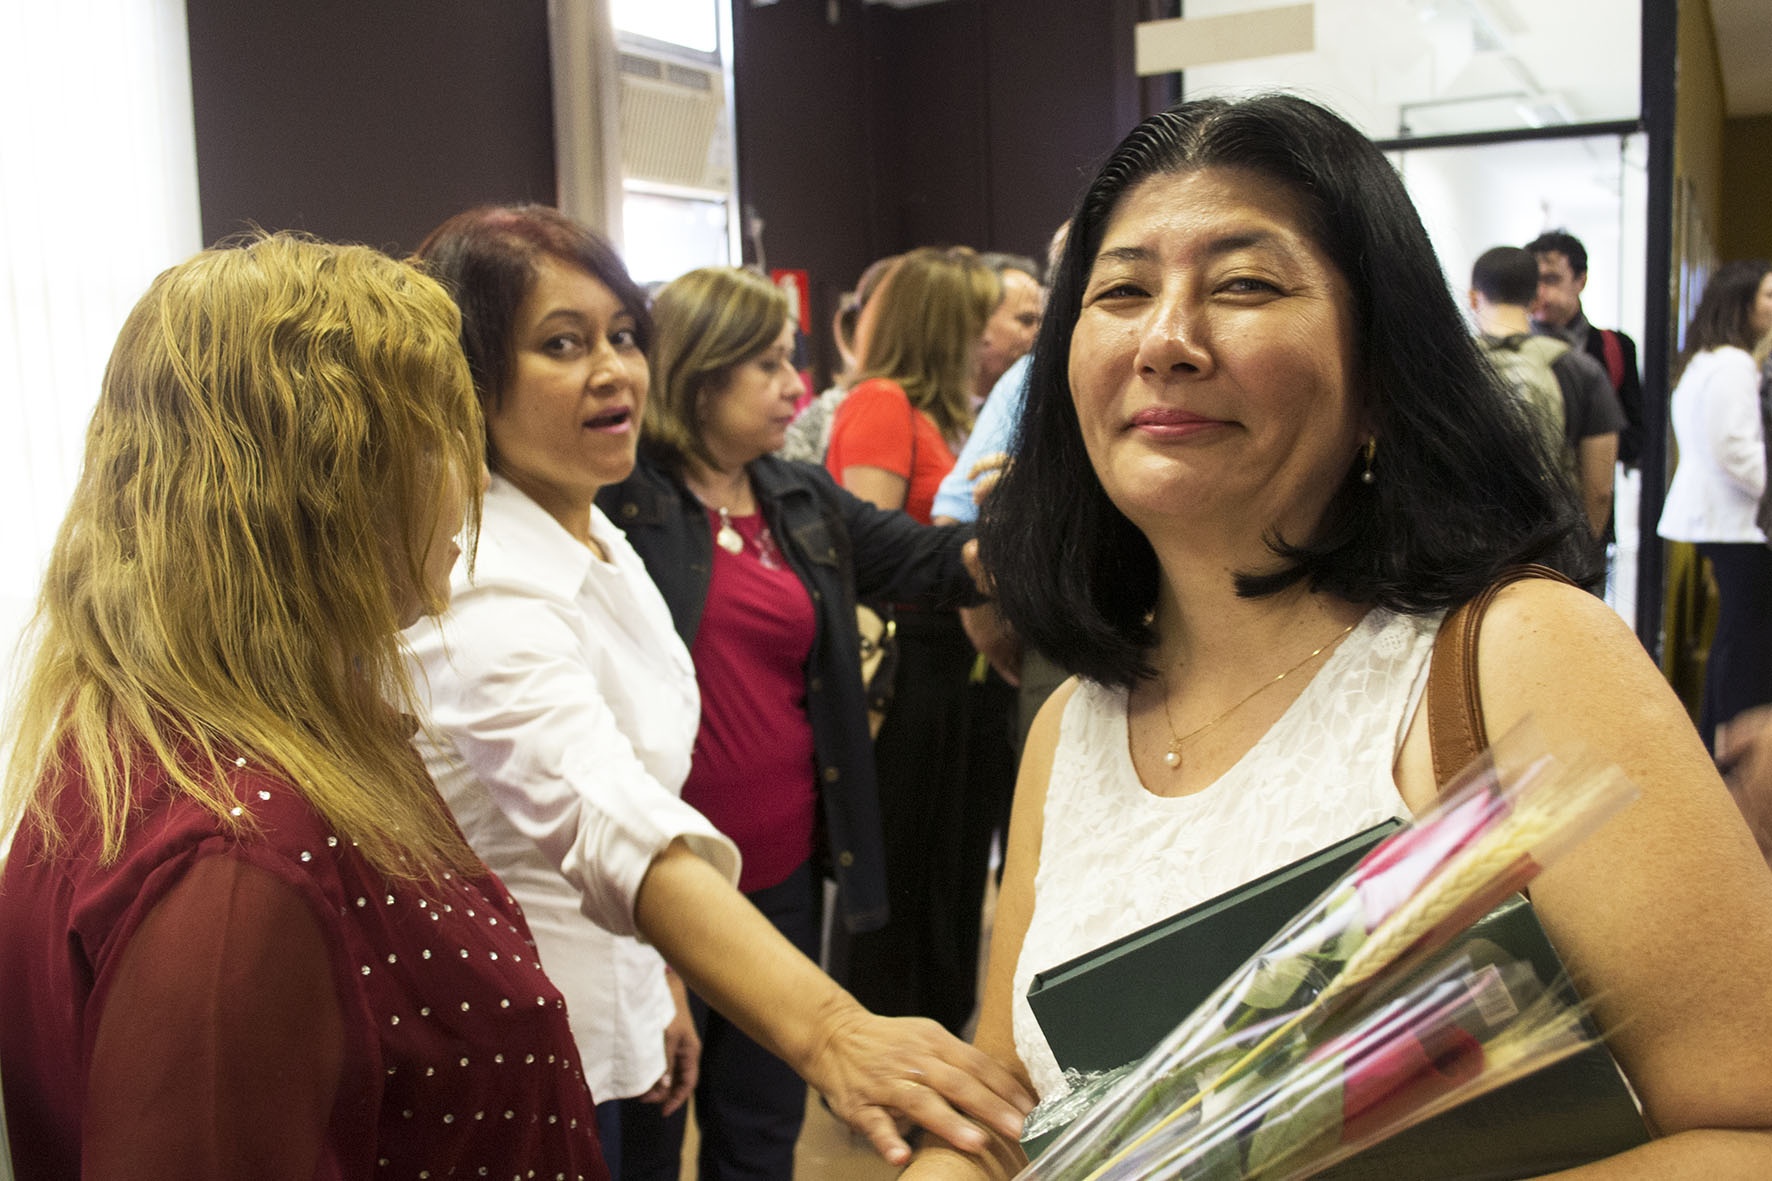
[1015,719,1639,1181]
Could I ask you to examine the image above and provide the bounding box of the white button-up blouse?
[407,476,740,1102]
[1659,345,1768,544]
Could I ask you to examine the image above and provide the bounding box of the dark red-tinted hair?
[416,205,652,424]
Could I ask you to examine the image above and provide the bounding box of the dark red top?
[0,745,609,1181]
[682,507,819,893]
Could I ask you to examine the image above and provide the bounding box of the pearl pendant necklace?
[713,506,744,555]
[1157,620,1358,771]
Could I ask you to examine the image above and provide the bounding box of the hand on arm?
[634,841,1034,1167]
[955,535,1021,683]
[959,601,1021,687]
[968,452,1011,506]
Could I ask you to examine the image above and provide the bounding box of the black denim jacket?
[598,455,977,933]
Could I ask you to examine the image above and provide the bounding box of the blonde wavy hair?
[854,246,1001,443]
[3,234,485,880]
[643,266,789,474]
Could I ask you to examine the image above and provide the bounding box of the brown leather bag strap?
[1427,563,1575,789]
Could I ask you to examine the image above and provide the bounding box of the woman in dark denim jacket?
[598,265,983,1178]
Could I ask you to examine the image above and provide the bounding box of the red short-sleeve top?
[824,378,958,525]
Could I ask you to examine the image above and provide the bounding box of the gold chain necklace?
[1157,621,1357,770]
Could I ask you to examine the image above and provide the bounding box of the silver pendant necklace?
[714,506,745,555]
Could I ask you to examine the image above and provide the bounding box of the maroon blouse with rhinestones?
[0,748,610,1181]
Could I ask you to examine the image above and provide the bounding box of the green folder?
[1025,823,1649,1176]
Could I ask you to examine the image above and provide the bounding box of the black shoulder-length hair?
[979,93,1594,689]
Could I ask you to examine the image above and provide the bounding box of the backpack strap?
[1598,328,1626,392]
[1427,564,1575,788]
[1515,334,1570,365]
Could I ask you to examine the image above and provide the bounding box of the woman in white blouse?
[1658,259,1772,755]
[405,204,1031,1178]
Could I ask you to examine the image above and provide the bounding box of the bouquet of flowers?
[1015,721,1638,1180]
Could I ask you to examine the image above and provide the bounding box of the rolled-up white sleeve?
[413,582,739,938]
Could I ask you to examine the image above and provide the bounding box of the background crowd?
[3,88,1771,1181]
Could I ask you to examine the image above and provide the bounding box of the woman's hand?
[960,539,994,598]
[968,452,1011,506]
[633,841,1033,1168]
[800,998,1034,1168]
[636,969,700,1116]
[960,602,1021,687]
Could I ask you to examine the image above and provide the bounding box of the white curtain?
[0,0,202,690]
[549,0,625,246]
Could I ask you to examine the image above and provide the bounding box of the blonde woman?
[826,246,999,520]
[822,246,1014,1037]
[0,236,618,1178]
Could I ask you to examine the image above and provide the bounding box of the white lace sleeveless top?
[1011,607,1443,1098]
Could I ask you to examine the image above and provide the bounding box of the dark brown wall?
[733,0,1143,386]
[183,0,1142,383]
[1720,114,1772,264]
[185,0,556,253]
[728,0,879,387]
[979,0,1146,252]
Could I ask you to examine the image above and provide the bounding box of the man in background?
[973,252,1043,399]
[1470,245,1622,548]
[1528,229,1644,469]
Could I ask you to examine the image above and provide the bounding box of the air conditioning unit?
[617,43,732,194]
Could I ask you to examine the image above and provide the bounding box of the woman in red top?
[823,247,1018,1037]
[825,247,998,524]
[0,235,610,1180]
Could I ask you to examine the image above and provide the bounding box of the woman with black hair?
[906,94,1772,1179]
[1658,259,1772,755]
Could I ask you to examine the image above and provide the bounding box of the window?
[611,0,739,284]
[1386,130,1649,621]
[611,0,720,55]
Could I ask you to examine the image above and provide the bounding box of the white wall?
[0,0,202,707]
[1388,131,1650,621]
[1391,132,1649,347]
